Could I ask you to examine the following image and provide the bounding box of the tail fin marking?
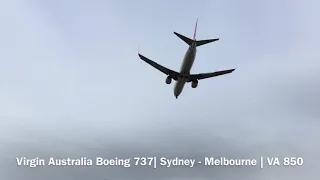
[193,18,198,40]
[174,18,219,47]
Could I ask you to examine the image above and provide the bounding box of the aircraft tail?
[173,32,194,46]
[196,38,219,46]
[174,18,219,47]
[193,18,198,41]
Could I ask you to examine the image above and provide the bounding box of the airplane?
[138,19,235,99]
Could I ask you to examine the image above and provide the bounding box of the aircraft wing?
[190,69,235,80]
[138,53,179,79]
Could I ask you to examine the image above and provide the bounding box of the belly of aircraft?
[174,78,187,95]
[182,53,195,73]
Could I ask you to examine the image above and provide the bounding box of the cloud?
[0,0,319,179]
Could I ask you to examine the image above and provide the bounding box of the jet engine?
[191,80,198,88]
[166,76,172,84]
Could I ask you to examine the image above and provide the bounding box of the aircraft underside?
[138,19,235,98]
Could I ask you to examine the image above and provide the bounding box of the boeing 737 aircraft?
[138,19,235,99]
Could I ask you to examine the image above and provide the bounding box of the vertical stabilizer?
[193,18,198,40]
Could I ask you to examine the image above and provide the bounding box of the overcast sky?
[0,0,319,179]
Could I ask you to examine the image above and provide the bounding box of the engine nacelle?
[191,80,198,88]
[166,76,172,84]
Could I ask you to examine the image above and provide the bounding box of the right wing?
[138,53,179,80]
[189,69,235,80]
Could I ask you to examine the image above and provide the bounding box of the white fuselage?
[174,44,197,98]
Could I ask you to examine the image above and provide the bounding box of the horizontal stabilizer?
[174,32,219,47]
[196,38,219,47]
[174,32,193,46]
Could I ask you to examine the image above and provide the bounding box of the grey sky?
[0,0,319,179]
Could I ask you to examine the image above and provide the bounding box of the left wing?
[189,69,235,80]
[138,53,179,80]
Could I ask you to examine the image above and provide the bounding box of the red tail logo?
[193,18,198,40]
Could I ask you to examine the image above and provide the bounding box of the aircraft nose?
[174,84,181,99]
[174,92,179,99]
